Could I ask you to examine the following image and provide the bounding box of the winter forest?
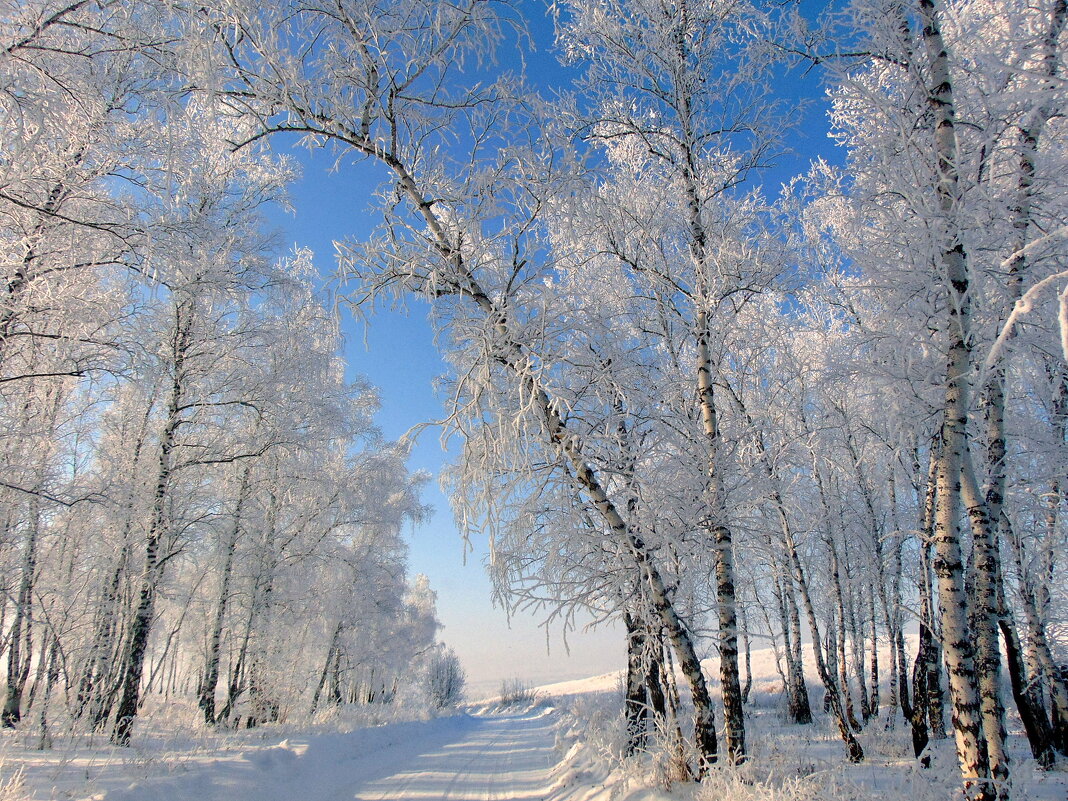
[2,0,1067,800]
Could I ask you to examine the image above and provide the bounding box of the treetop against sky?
[260,0,840,691]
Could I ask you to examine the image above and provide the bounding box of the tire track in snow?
[349,706,558,801]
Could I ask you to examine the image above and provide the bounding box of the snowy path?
[348,708,558,801]
[97,706,565,801]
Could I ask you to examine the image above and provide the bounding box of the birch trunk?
[785,575,812,723]
[844,570,869,724]
[112,299,193,746]
[198,463,253,724]
[918,2,995,794]
[993,0,1068,757]
[964,0,1068,776]
[696,313,745,764]
[646,629,667,723]
[911,623,933,764]
[890,474,909,730]
[740,604,753,706]
[960,452,1009,786]
[1040,372,1068,754]
[840,424,890,724]
[34,635,59,751]
[917,446,949,740]
[723,382,810,723]
[2,490,40,728]
[830,539,859,732]
[771,566,811,723]
[999,612,1055,768]
[2,384,64,728]
[660,3,748,757]
[782,521,864,761]
[770,572,793,698]
[624,611,649,755]
[868,588,880,721]
[311,622,344,714]
[1009,518,1068,758]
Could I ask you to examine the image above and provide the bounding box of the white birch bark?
[984,0,1068,760]
[918,1,996,795]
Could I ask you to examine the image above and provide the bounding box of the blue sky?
[262,0,841,695]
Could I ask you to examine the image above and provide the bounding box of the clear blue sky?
[263,0,839,696]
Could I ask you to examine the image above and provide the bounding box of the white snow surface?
[104,706,565,801]
[5,702,611,801]
[6,643,1068,801]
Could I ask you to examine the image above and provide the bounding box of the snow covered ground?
[2,707,550,801]
[3,645,1067,800]
[4,702,615,801]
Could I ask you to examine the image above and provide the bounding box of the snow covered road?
[348,707,559,801]
[99,706,567,801]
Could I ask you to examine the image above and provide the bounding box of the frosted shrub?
[497,679,538,707]
[697,767,870,801]
[425,648,466,709]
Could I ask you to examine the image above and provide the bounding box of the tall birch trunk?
[1,387,60,728]
[696,313,744,763]
[623,612,647,754]
[917,445,949,740]
[112,299,193,746]
[723,381,811,723]
[990,0,1068,759]
[1009,518,1068,758]
[868,590,879,720]
[911,623,933,764]
[770,571,793,698]
[1040,372,1068,754]
[998,605,1055,768]
[918,2,996,795]
[960,447,1010,786]
[740,604,753,706]
[844,560,870,724]
[906,453,934,767]
[2,491,40,728]
[311,622,344,714]
[830,539,860,732]
[889,472,909,730]
[673,3,745,754]
[782,519,864,761]
[965,0,1068,777]
[785,574,811,723]
[198,463,254,724]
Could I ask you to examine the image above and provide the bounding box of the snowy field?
[3,644,1066,801]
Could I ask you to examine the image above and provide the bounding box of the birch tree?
[552,0,793,762]
[198,0,732,771]
[811,0,1068,793]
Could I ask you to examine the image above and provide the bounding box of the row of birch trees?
[186,0,1064,797]
[0,0,435,747]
